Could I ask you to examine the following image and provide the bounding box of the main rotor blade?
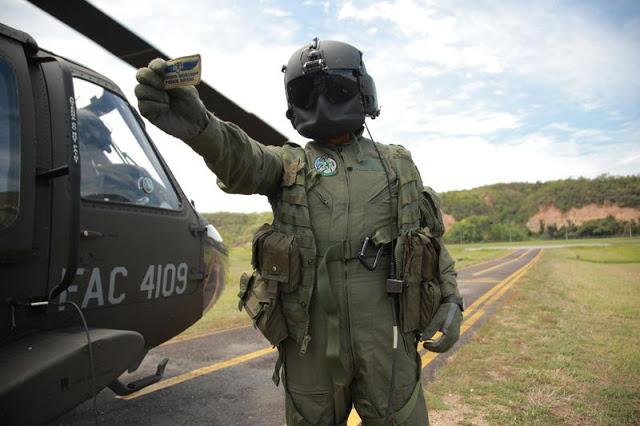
[27,0,288,146]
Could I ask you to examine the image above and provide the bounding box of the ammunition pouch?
[238,223,303,346]
[398,229,442,333]
[252,223,302,294]
[238,271,288,347]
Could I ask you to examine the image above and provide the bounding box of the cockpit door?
[53,74,204,347]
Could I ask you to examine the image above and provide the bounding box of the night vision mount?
[302,37,328,74]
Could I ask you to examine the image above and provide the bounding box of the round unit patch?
[314,155,338,176]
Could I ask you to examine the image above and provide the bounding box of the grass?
[557,240,640,264]
[449,236,640,250]
[426,239,640,425]
[176,246,253,339]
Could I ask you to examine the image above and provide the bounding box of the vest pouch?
[253,224,301,294]
[400,233,424,333]
[419,232,441,331]
[419,280,441,331]
[400,230,441,333]
[238,271,288,347]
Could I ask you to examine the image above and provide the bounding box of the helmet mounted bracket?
[302,38,327,75]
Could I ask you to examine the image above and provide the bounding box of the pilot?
[135,39,463,425]
[77,109,113,197]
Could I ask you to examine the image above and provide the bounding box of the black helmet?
[282,37,379,140]
[77,109,113,153]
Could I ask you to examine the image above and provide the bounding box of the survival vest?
[267,139,444,355]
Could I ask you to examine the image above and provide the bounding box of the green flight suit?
[187,116,461,425]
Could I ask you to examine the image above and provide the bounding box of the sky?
[2,0,639,212]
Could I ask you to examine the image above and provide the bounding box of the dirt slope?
[526,203,640,232]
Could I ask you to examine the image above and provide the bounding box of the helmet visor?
[287,70,360,110]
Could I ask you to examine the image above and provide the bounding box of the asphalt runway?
[50,248,542,426]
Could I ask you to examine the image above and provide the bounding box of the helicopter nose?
[202,225,227,314]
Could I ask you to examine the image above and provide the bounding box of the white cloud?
[419,111,521,136]
[409,133,631,194]
[263,7,291,17]
[618,153,640,167]
[338,0,640,105]
[2,0,637,214]
[339,0,457,39]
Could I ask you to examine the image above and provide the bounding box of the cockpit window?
[73,77,181,210]
[0,57,20,230]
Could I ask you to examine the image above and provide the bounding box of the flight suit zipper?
[337,146,351,254]
[336,146,356,366]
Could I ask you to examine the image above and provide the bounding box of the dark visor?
[287,70,360,110]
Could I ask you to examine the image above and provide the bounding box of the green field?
[176,247,252,339]
[447,236,636,249]
[426,238,640,425]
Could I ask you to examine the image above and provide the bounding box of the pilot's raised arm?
[134,58,283,196]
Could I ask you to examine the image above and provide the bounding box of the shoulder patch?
[281,144,306,187]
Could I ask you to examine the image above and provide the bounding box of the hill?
[440,175,640,224]
[440,175,640,242]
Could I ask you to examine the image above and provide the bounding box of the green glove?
[134,58,209,141]
[421,303,462,353]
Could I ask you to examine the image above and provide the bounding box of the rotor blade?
[27,0,288,146]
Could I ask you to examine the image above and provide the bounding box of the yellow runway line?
[461,249,519,271]
[471,249,531,277]
[421,249,543,367]
[118,347,276,400]
[458,278,500,284]
[347,410,362,425]
[459,251,532,320]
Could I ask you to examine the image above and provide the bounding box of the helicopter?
[0,1,287,424]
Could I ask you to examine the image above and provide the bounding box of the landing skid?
[108,358,169,396]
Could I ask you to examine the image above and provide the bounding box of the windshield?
[73,77,180,210]
[0,57,20,230]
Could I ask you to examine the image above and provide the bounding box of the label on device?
[163,54,202,89]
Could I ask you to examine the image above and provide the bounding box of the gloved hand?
[421,302,462,353]
[134,58,209,141]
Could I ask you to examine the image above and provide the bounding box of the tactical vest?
[269,140,443,356]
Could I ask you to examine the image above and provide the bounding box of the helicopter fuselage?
[0,23,227,424]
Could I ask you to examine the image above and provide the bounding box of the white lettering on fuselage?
[109,267,127,304]
[57,263,190,309]
[82,268,105,308]
[140,263,188,300]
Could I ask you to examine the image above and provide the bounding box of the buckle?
[357,236,385,271]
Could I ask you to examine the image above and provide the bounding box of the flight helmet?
[282,37,379,141]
